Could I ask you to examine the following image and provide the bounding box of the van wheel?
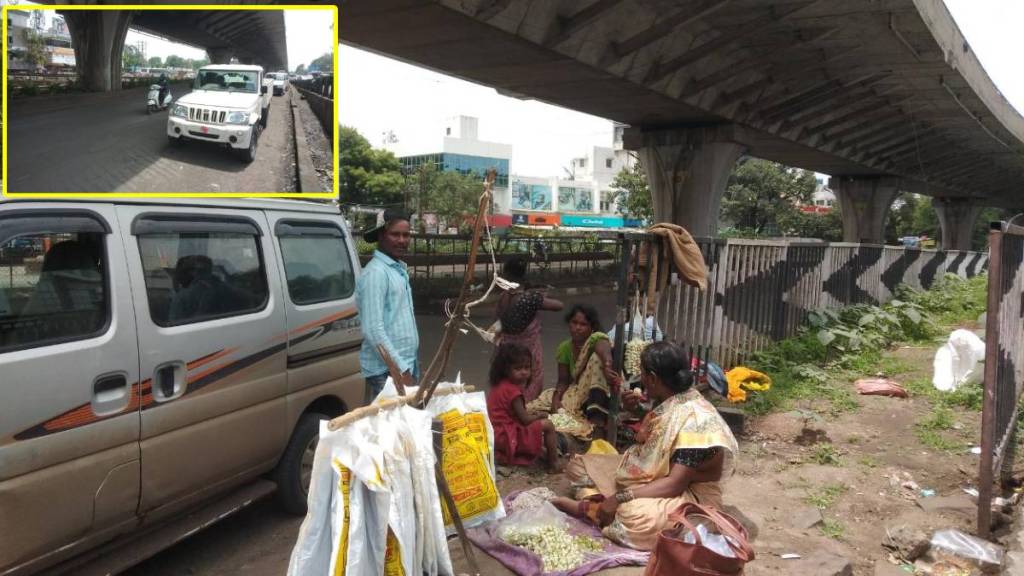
[274,412,327,515]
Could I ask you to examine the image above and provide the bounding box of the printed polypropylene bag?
[425,378,506,533]
[288,418,386,576]
[933,329,985,392]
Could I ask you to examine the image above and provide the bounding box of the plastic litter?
[920,489,936,498]
[682,522,738,559]
[780,553,801,560]
[969,447,982,455]
[854,378,908,398]
[932,330,985,392]
[929,528,1004,570]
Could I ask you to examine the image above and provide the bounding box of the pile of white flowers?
[501,524,604,571]
[549,411,579,430]
[624,340,649,377]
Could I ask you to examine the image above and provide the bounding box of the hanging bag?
[644,502,754,576]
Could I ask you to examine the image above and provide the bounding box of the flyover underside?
[340,0,1024,208]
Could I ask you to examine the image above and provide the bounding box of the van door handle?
[153,362,186,402]
[92,373,129,416]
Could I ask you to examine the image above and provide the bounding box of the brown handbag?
[644,502,754,576]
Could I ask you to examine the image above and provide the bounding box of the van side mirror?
[261,85,268,95]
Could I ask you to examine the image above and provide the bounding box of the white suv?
[167,64,272,163]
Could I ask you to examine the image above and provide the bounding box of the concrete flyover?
[339,0,1024,249]
[32,4,287,92]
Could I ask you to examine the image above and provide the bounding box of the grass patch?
[859,455,880,468]
[810,443,842,466]
[915,405,962,451]
[819,518,845,540]
[805,483,848,509]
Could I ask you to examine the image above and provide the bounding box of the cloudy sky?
[337,0,1024,178]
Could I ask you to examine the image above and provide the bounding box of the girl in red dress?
[487,342,561,471]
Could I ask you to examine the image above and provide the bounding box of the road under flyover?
[340,0,1024,249]
[6,86,298,193]
[30,7,287,92]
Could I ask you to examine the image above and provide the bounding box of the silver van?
[0,198,364,575]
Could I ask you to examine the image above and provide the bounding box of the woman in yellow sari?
[551,341,738,551]
[527,304,621,439]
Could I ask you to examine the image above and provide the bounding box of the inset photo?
[3,5,337,196]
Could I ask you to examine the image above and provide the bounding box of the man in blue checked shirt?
[356,210,419,403]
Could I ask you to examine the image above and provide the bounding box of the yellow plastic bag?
[587,439,618,455]
[725,366,773,403]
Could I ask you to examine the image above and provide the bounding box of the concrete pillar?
[831,176,901,244]
[933,197,981,251]
[624,124,746,237]
[61,11,133,92]
[207,47,234,64]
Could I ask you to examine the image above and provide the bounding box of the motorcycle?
[147,84,172,114]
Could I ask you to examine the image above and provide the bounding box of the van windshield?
[195,70,259,93]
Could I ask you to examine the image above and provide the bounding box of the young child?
[487,342,561,471]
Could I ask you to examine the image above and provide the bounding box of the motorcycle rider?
[157,73,169,108]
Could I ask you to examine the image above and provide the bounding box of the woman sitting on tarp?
[550,341,738,551]
[527,304,621,440]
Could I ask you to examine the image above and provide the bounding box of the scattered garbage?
[963,487,980,499]
[855,378,909,398]
[932,330,985,392]
[928,529,1004,572]
[780,553,801,560]
[969,447,982,455]
[920,489,936,498]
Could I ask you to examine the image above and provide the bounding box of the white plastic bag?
[933,329,986,392]
[682,523,738,559]
[930,528,1004,570]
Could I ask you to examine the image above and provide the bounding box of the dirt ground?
[125,326,1012,576]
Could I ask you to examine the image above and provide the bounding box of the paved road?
[7,84,296,193]
[121,288,618,576]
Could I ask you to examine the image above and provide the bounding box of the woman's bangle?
[614,489,635,504]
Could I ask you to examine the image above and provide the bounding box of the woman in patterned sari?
[527,304,621,440]
[551,341,739,551]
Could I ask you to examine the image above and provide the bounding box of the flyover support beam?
[624,124,746,237]
[207,47,235,64]
[831,176,901,244]
[61,11,133,92]
[933,197,981,251]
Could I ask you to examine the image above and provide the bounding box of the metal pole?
[608,234,631,446]
[977,224,1003,538]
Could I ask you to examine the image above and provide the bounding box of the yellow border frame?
[2,4,339,199]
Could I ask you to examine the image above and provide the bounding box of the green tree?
[147,56,163,68]
[885,192,919,244]
[22,29,47,68]
[410,164,483,229]
[339,126,405,206]
[910,195,940,242]
[122,44,145,71]
[295,63,307,75]
[777,207,843,241]
[309,53,333,72]
[720,159,816,235]
[611,162,652,222]
[164,54,185,69]
[190,57,210,70]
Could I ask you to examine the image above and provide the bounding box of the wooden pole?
[377,344,406,396]
[415,169,496,408]
[326,386,475,431]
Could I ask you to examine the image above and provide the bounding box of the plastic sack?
[424,379,506,533]
[682,523,738,559]
[933,329,985,392]
[930,528,1004,570]
[496,501,571,542]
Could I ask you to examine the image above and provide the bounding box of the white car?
[269,71,288,96]
[166,64,271,163]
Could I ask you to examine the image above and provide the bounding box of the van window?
[137,232,268,327]
[277,222,355,305]
[0,231,108,352]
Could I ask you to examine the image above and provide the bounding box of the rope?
[442,188,517,345]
